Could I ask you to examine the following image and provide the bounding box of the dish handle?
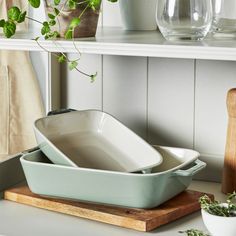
[172,160,206,177]
[47,108,76,116]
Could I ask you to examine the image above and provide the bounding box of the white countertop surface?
[0,181,225,236]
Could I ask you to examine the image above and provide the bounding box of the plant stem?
[25,16,43,25]
[34,39,93,78]
[76,0,90,5]
[79,3,90,19]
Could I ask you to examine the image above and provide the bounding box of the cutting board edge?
[4,190,147,231]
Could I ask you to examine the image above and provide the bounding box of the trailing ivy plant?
[0,0,117,82]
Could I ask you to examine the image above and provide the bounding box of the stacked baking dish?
[20,109,206,209]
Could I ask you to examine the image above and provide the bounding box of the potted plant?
[0,0,117,82]
[200,193,236,236]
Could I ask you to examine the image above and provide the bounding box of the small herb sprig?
[179,229,210,236]
[199,192,236,217]
[0,0,116,82]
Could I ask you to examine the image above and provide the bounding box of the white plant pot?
[201,207,236,236]
[119,0,157,30]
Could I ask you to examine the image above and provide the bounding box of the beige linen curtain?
[0,0,44,159]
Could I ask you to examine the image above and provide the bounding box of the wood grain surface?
[222,88,236,193]
[4,185,213,231]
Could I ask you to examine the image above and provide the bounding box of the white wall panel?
[195,154,224,182]
[195,60,236,155]
[103,56,147,138]
[102,0,122,27]
[30,52,48,109]
[148,58,195,148]
[61,54,102,110]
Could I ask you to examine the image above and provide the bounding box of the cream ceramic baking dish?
[20,145,206,209]
[34,109,163,173]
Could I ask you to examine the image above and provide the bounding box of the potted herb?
[200,193,236,236]
[0,0,117,82]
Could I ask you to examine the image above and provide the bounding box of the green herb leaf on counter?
[179,229,210,236]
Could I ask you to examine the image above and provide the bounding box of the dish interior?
[35,110,163,172]
[50,131,141,172]
[23,146,199,175]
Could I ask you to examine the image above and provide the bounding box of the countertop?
[0,181,225,236]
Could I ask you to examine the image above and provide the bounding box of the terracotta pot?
[44,0,101,38]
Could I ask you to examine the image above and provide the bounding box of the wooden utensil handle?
[222,89,236,194]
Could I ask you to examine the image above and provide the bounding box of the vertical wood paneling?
[103,56,147,138]
[102,0,122,27]
[148,58,195,148]
[61,54,102,110]
[195,60,236,155]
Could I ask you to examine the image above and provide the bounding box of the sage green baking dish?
[20,146,206,209]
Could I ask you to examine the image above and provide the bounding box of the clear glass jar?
[212,0,236,38]
[156,0,213,41]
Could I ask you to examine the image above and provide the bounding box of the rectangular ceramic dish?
[20,146,206,208]
[34,109,163,173]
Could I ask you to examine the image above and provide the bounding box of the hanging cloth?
[0,0,45,160]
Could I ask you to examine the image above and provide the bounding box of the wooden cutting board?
[4,185,213,232]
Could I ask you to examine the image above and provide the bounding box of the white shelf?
[1,27,236,61]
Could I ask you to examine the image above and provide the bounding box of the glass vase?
[211,0,236,38]
[156,0,213,41]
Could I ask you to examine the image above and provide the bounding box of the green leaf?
[8,6,21,21]
[48,13,55,19]
[69,61,78,70]
[45,31,59,39]
[54,8,60,16]
[17,11,27,23]
[90,72,97,83]
[107,0,117,2]
[69,18,81,29]
[41,23,50,35]
[68,0,76,9]
[49,20,56,26]
[3,21,16,38]
[89,0,101,9]
[65,29,73,39]
[179,229,210,236]
[0,19,5,27]
[58,54,66,63]
[28,0,41,8]
[54,0,61,5]
[43,21,49,27]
